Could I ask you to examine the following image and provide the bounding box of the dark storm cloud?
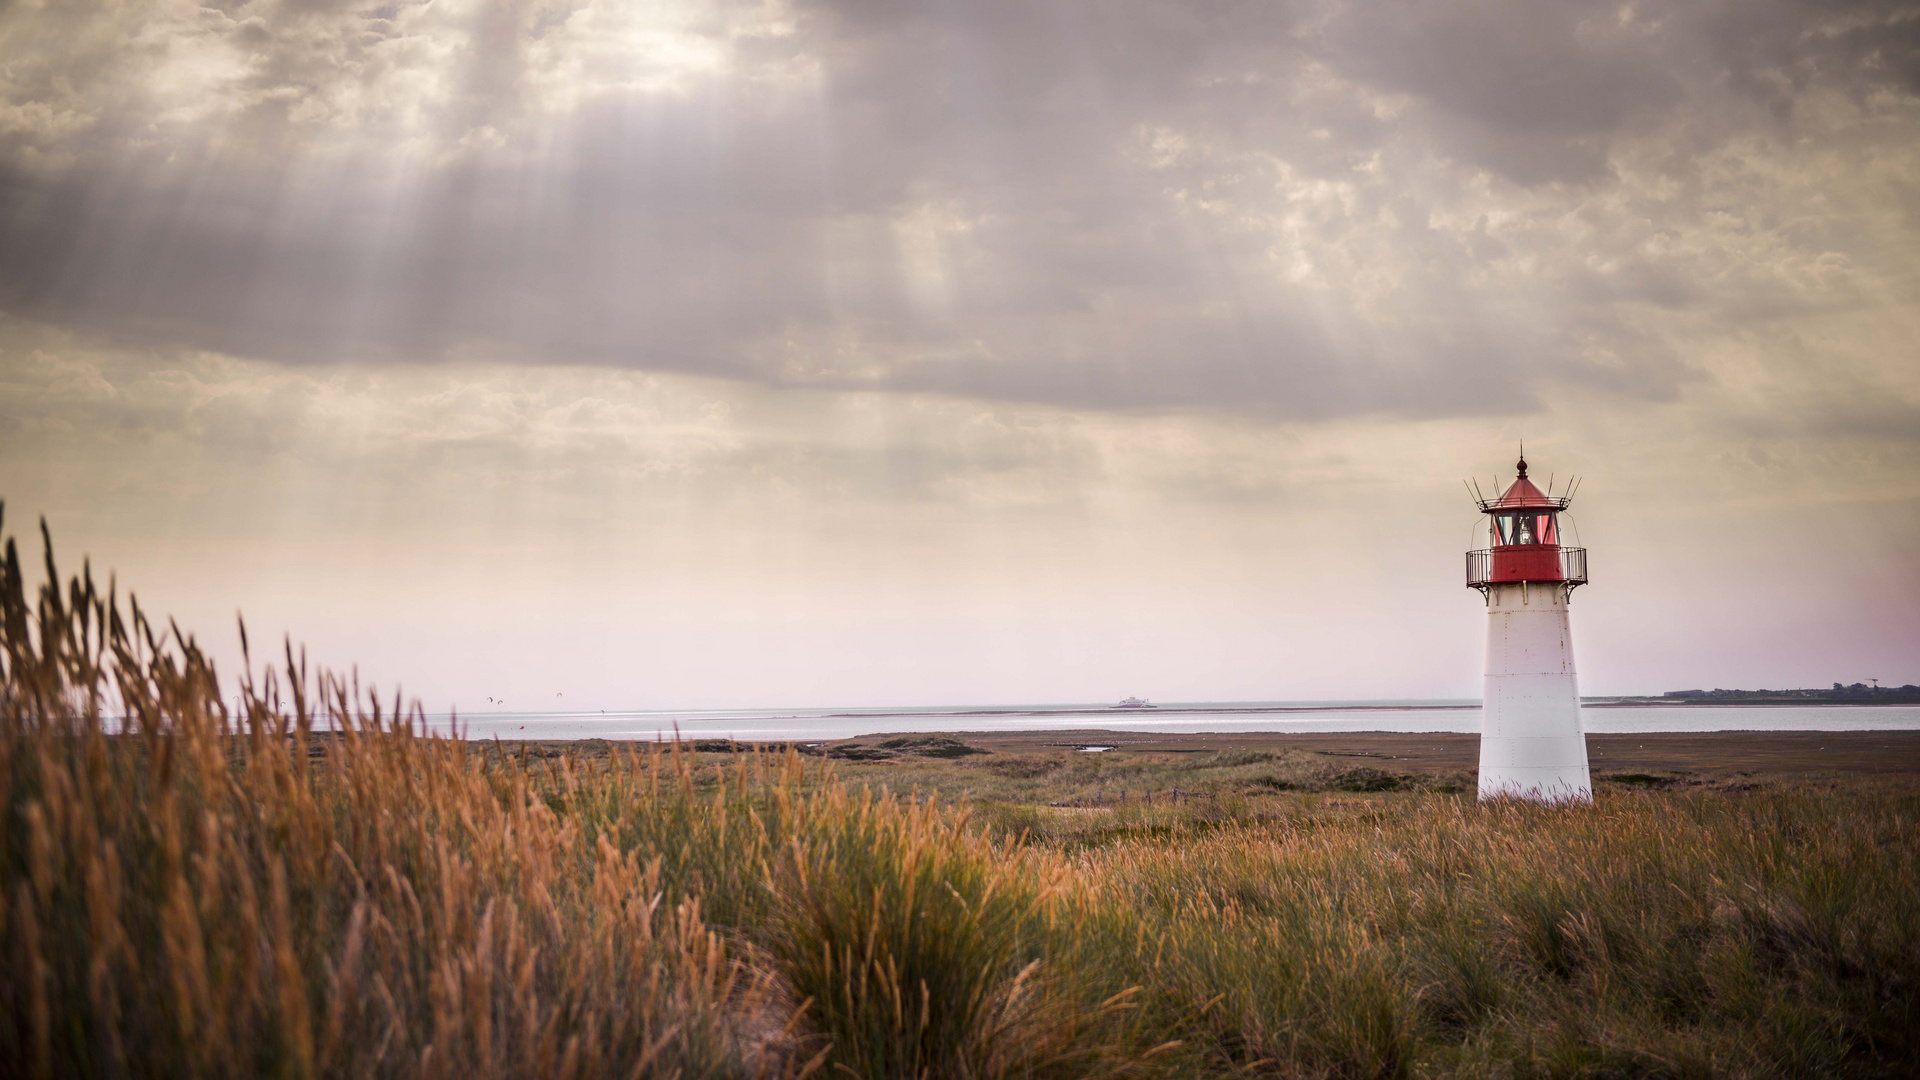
[0,0,1913,418]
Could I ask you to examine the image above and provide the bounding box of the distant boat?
[1111,697,1157,709]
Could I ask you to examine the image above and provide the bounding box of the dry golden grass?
[1,518,802,1080]
[4,511,1917,1078]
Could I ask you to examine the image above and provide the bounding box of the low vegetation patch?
[877,734,990,758]
[4,514,1917,1078]
[1331,766,1407,792]
[1602,771,1682,787]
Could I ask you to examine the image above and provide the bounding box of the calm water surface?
[419,702,1920,743]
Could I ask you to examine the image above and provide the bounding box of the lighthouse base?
[1480,581,1591,803]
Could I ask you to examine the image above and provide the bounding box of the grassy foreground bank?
[4,520,1918,1078]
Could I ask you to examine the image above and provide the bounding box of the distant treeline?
[1660,683,1920,704]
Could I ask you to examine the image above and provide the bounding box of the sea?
[419,701,1920,744]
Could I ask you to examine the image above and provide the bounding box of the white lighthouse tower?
[1467,453,1591,802]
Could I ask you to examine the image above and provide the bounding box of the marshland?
[5,520,1917,1079]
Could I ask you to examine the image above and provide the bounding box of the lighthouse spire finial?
[1516,441,1528,479]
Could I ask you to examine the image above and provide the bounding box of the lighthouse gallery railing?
[1466,546,1587,589]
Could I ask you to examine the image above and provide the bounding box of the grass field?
[5,516,1918,1078]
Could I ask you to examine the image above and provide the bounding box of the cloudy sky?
[3,0,1916,710]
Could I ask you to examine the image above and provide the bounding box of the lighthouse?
[1467,453,1591,802]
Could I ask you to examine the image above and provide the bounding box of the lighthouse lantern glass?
[1492,511,1559,547]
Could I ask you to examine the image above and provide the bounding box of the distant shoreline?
[790,699,1919,722]
[805,703,1480,720]
[433,700,1920,723]
[1585,698,1920,709]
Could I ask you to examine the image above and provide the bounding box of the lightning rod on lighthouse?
[1467,452,1592,802]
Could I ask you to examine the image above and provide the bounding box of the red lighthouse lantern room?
[1467,455,1587,596]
